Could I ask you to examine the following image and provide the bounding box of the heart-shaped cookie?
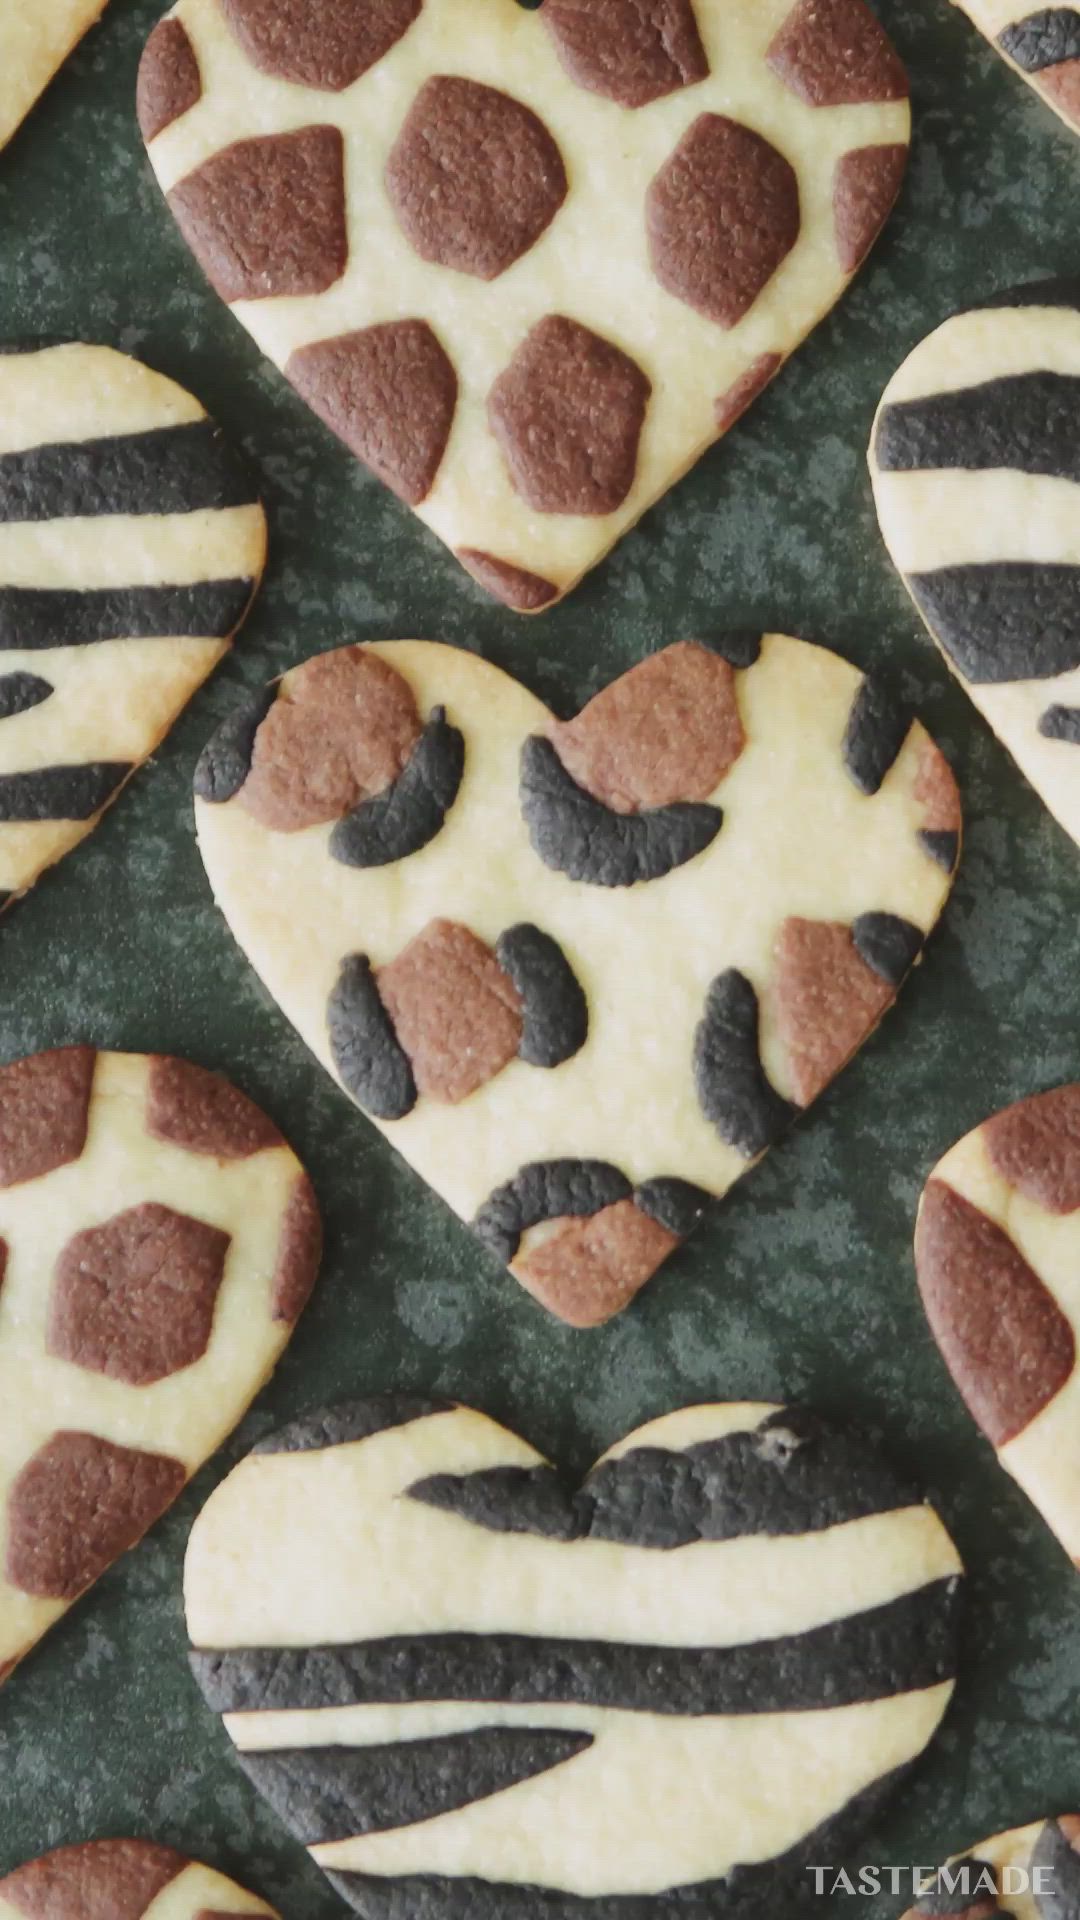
[915,1084,1080,1568]
[0,1046,321,1683]
[137,0,910,613]
[0,341,266,917]
[186,1396,963,1916]
[0,2,108,152]
[195,635,960,1326]
[902,1815,1080,1917]
[0,1840,276,1920]
[954,3,1080,137]
[870,279,1080,851]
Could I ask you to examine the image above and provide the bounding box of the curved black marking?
[908,563,1080,684]
[0,420,259,524]
[1032,1817,1080,1919]
[976,276,1080,313]
[842,674,914,796]
[919,828,960,872]
[698,631,763,670]
[914,1856,999,1915]
[851,913,924,988]
[0,579,256,650]
[194,684,277,804]
[328,954,417,1121]
[470,1160,631,1265]
[255,1396,455,1456]
[877,372,1080,485]
[693,970,798,1156]
[633,1177,709,1239]
[520,735,722,889]
[999,9,1080,69]
[0,762,131,822]
[330,709,464,870]
[0,672,53,720]
[494,924,588,1068]
[237,1728,594,1847]
[1039,702,1080,742]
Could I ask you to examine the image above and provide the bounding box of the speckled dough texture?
[902,1813,1080,1916]
[185,1396,963,1916]
[0,342,266,915]
[0,1837,278,1920]
[953,2,1080,135]
[0,1047,321,1684]
[137,0,911,612]
[0,0,108,151]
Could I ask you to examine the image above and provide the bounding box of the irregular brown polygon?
[241,647,422,832]
[287,322,458,505]
[146,1056,283,1158]
[271,1172,323,1323]
[136,18,202,143]
[833,144,907,272]
[772,918,894,1107]
[513,1200,679,1327]
[0,1841,187,1920]
[714,352,782,433]
[457,550,560,611]
[378,920,523,1104]
[984,1086,1080,1216]
[6,1433,187,1600]
[915,739,962,835]
[540,0,709,108]
[219,0,421,90]
[488,316,651,515]
[0,1047,95,1189]
[48,1202,231,1386]
[168,127,348,303]
[646,116,800,330]
[766,0,909,105]
[550,642,744,812]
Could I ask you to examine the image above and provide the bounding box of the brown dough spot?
[378,920,523,1104]
[219,0,421,90]
[168,126,347,304]
[541,0,708,108]
[646,115,800,330]
[550,642,744,812]
[514,1200,679,1327]
[385,77,567,281]
[488,315,651,515]
[1039,61,1080,125]
[714,351,783,433]
[0,1842,187,1920]
[6,1433,187,1600]
[241,646,422,832]
[146,1056,283,1158]
[272,1171,323,1322]
[833,143,907,272]
[287,322,457,506]
[772,918,894,1107]
[0,1047,95,1189]
[916,1178,1075,1447]
[48,1202,231,1386]
[136,18,202,143]
[915,738,962,835]
[984,1086,1080,1215]
[766,0,909,105]
[457,550,561,612]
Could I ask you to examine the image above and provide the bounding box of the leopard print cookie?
[0,1840,277,1920]
[954,3,1080,137]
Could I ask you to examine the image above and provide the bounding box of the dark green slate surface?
[0,4,1079,1914]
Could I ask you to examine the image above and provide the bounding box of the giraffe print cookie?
[954,4,1080,136]
[195,635,960,1326]
[903,1815,1080,1917]
[0,1047,321,1683]
[138,0,911,612]
[0,1,108,153]
[0,1840,277,1920]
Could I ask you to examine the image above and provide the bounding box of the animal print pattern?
[0,1839,277,1920]
[954,3,1080,134]
[0,0,107,152]
[137,0,910,612]
[904,1814,1080,1917]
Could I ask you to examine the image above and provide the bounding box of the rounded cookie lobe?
[47,1203,231,1386]
[146,1055,284,1157]
[240,647,422,833]
[286,322,458,507]
[540,0,709,108]
[136,18,202,143]
[488,316,651,515]
[5,1432,187,1599]
[377,920,524,1105]
[983,1083,1080,1214]
[219,0,422,91]
[168,127,348,303]
[646,116,800,329]
[513,1199,680,1327]
[548,641,744,812]
[766,0,909,105]
[0,1840,187,1920]
[457,551,560,612]
[0,1046,95,1189]
[833,145,908,273]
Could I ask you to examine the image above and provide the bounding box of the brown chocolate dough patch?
[550,641,744,813]
[287,322,458,506]
[146,1055,283,1158]
[488,316,651,516]
[916,1178,1075,1447]
[646,115,800,330]
[6,1433,187,1600]
[540,0,709,108]
[772,918,894,1107]
[833,143,907,272]
[168,126,347,304]
[0,1842,187,1920]
[272,1171,323,1322]
[984,1086,1080,1215]
[136,18,202,143]
[48,1202,231,1386]
[378,920,523,1104]
[220,0,421,90]
[457,550,560,611]
[714,352,782,433]
[1039,60,1080,124]
[0,1047,95,1189]
[915,739,962,834]
[241,646,422,832]
[766,0,909,105]
[513,1200,679,1327]
[385,77,567,281]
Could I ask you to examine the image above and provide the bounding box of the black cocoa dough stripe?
[913,1856,999,1915]
[1031,1817,1080,1918]
[471,1160,632,1265]
[255,1397,456,1457]
[976,276,1080,313]
[0,761,131,822]
[520,736,722,889]
[919,828,960,872]
[843,674,914,796]
[331,709,464,869]
[193,683,277,804]
[0,672,53,720]
[693,970,798,1158]
[698,631,763,670]
[908,562,1080,683]
[999,8,1080,70]
[633,1177,710,1239]
[0,579,256,650]
[851,913,924,987]
[191,1576,959,1717]
[236,1727,594,1847]
[876,372,1080,485]
[328,954,417,1121]
[495,924,588,1068]
[1039,702,1080,742]
[0,420,258,524]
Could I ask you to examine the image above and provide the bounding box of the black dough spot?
[327,953,417,1120]
[330,708,464,869]
[908,562,1080,683]
[1030,1818,1080,1920]
[494,923,588,1068]
[913,1856,999,1916]
[1039,702,1080,742]
[255,1395,455,1456]
[999,8,1080,70]
[633,1176,710,1239]
[410,1465,584,1542]
[0,671,53,720]
[471,1159,631,1264]
[851,912,924,987]
[697,630,763,669]
[693,969,798,1155]
[0,579,256,651]
[975,275,1080,314]
[842,673,914,795]
[520,735,722,888]
[194,683,277,804]
[918,828,960,872]
[0,420,259,524]
[0,761,131,822]
[876,372,1080,485]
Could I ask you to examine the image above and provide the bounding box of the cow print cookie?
[870,279,1080,851]
[0,342,266,918]
[0,1,108,153]
[0,1046,321,1683]
[915,1083,1080,1568]
[954,3,1080,136]
[187,1396,963,1918]
[195,636,960,1327]
[138,0,911,613]
[0,1839,277,1920]
[902,1815,1080,1917]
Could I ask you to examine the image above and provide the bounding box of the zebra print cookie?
[0,342,266,916]
[0,1,108,152]
[903,1815,1080,1917]
[954,4,1080,136]
[186,1396,964,1917]
[0,1046,320,1684]
[194,636,960,1326]
[0,1839,277,1920]
[138,0,910,613]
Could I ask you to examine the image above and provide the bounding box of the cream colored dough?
[0,0,107,151]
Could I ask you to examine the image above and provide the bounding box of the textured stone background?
[1,2,1079,1912]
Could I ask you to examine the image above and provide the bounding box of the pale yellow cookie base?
[0,0,108,151]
